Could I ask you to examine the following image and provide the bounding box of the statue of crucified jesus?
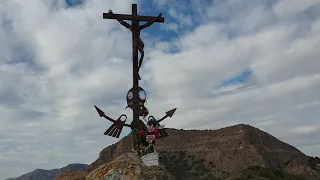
[108,10,162,80]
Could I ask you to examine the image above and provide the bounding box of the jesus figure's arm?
[139,13,162,30]
[108,10,132,30]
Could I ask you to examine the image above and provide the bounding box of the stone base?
[141,153,159,166]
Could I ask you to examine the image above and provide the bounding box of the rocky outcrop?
[58,153,174,180]
[56,170,89,180]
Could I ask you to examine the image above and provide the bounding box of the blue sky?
[65,0,85,7]
[1,0,320,179]
[221,69,253,87]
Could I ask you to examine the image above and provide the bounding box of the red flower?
[139,128,160,140]
[139,130,145,136]
[154,129,160,139]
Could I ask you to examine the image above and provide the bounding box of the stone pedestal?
[141,153,159,166]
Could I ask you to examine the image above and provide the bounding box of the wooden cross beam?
[103,3,164,22]
[103,12,164,22]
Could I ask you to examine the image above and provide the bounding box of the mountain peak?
[7,163,88,180]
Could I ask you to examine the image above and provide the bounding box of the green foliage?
[232,166,306,180]
[160,152,307,180]
[194,163,210,174]
[203,173,220,180]
[159,152,212,180]
[178,151,186,157]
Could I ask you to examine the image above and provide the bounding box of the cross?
[103,4,164,131]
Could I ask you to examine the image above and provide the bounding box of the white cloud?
[273,0,319,19]
[291,125,320,134]
[1,0,320,179]
[161,22,179,32]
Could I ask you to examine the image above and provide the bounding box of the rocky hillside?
[6,164,88,180]
[58,153,175,180]
[58,124,320,180]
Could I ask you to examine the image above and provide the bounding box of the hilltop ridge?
[6,163,88,180]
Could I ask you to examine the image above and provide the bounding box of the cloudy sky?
[1,0,320,179]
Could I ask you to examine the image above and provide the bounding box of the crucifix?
[94,3,176,153]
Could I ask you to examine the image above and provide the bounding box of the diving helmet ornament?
[126,87,149,117]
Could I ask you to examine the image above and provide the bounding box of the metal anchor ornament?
[146,108,177,138]
[94,104,177,138]
[94,4,177,139]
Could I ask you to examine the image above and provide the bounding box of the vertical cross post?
[131,4,139,88]
[131,4,140,130]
